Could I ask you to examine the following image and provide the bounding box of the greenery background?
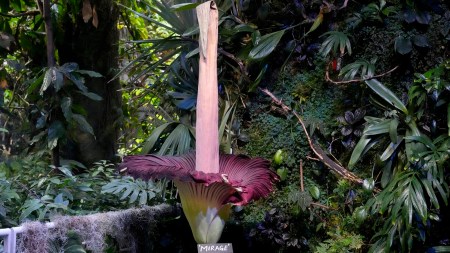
[0,0,449,252]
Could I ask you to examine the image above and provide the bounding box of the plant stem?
[195,1,219,173]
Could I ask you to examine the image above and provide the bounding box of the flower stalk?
[119,0,279,244]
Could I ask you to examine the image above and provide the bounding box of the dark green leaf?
[364,119,392,135]
[40,68,53,95]
[381,159,393,188]
[61,97,73,121]
[64,231,87,253]
[447,103,450,136]
[349,136,371,168]
[412,35,429,47]
[79,91,103,101]
[58,166,74,177]
[389,118,399,143]
[76,70,103,78]
[249,30,285,60]
[72,114,94,136]
[394,36,412,55]
[60,62,79,73]
[53,70,64,92]
[20,199,44,221]
[65,73,88,92]
[365,79,408,114]
[48,121,65,149]
[27,71,45,94]
[276,168,288,181]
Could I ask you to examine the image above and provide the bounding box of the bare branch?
[325,63,399,85]
[260,88,380,192]
[0,10,40,17]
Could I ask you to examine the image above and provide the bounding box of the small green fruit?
[276,168,288,181]
[353,206,367,223]
[309,186,320,200]
[273,149,284,165]
[362,178,375,192]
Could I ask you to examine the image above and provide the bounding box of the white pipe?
[0,222,56,253]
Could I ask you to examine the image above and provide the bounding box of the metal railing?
[0,222,55,253]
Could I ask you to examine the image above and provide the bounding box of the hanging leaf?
[306,13,323,35]
[60,62,79,73]
[92,6,98,28]
[249,30,285,60]
[53,70,64,92]
[82,0,93,23]
[61,97,73,121]
[394,36,412,55]
[79,91,103,101]
[72,114,94,136]
[76,70,102,77]
[48,121,65,149]
[40,67,54,95]
[65,73,88,92]
[365,79,408,114]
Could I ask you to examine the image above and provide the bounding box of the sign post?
[197,243,233,253]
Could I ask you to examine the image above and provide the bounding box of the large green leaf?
[249,30,285,60]
[348,136,371,168]
[364,118,392,136]
[365,79,408,114]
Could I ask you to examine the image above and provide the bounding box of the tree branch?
[0,10,40,17]
[325,63,399,85]
[261,88,380,192]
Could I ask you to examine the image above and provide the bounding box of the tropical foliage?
[0,0,449,252]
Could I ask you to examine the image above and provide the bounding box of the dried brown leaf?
[92,5,98,28]
[82,0,92,23]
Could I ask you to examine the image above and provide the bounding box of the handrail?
[0,222,55,253]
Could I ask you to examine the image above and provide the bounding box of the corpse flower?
[119,1,278,244]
